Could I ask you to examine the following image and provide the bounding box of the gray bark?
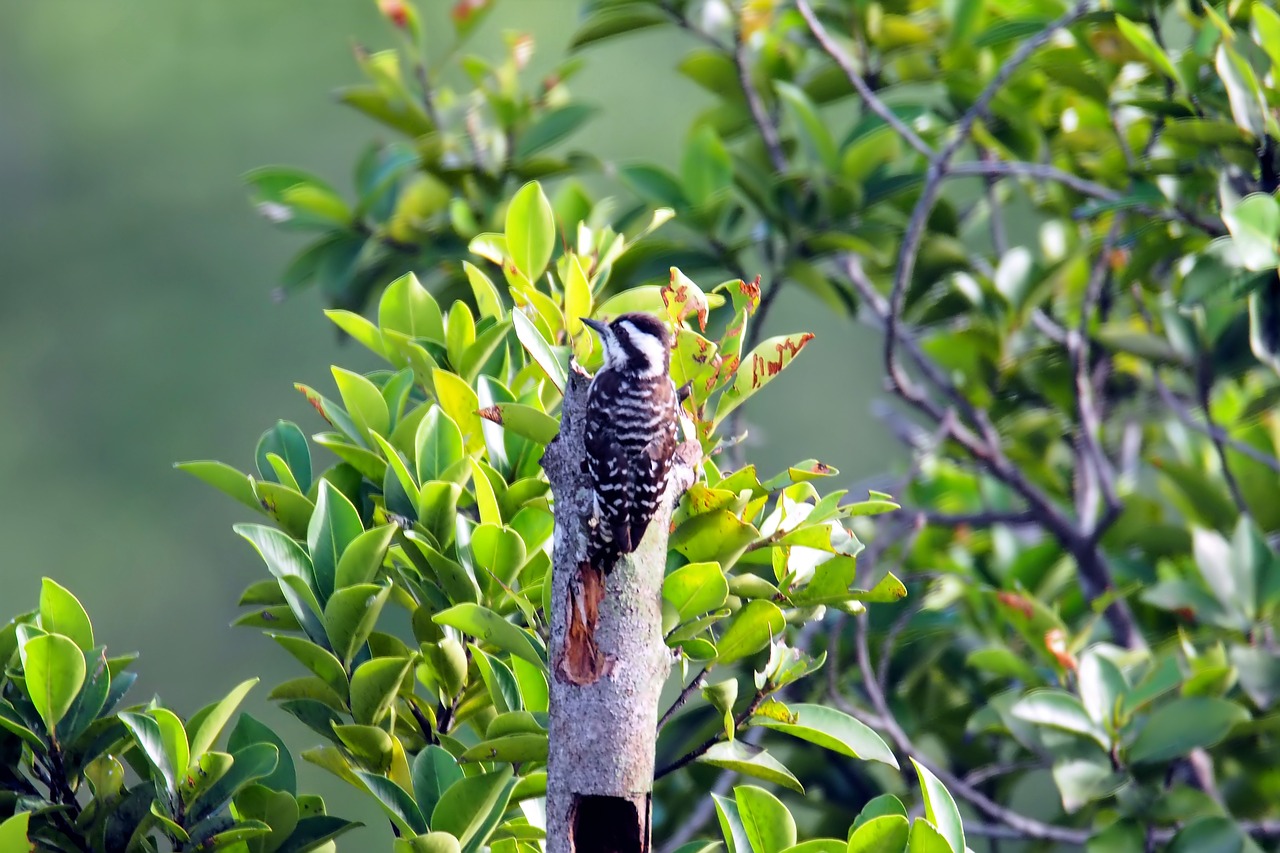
[543,371,700,853]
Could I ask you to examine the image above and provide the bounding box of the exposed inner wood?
[557,562,610,686]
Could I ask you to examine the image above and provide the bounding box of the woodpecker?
[581,312,680,574]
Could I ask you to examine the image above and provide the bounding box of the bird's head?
[583,312,671,377]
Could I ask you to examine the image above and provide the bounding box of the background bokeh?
[0,1,898,843]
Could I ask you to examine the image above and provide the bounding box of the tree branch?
[795,0,935,160]
[733,28,787,173]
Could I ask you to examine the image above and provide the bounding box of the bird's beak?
[582,317,609,336]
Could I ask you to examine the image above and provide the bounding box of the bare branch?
[733,29,787,173]
[1069,219,1124,541]
[884,1,1091,406]
[658,667,709,730]
[795,0,935,159]
[846,613,1092,845]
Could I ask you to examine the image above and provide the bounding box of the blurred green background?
[0,0,895,843]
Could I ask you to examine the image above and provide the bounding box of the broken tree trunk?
[542,371,701,853]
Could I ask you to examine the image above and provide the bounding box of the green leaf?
[663,561,729,624]
[430,767,515,850]
[472,646,521,715]
[480,403,560,446]
[1011,689,1108,748]
[698,741,803,793]
[416,406,466,484]
[713,333,816,426]
[506,181,556,282]
[716,600,786,665]
[511,310,568,392]
[735,785,796,853]
[271,635,348,702]
[121,709,180,797]
[0,812,30,851]
[911,759,964,853]
[335,524,397,589]
[380,272,445,342]
[412,745,464,826]
[188,677,259,759]
[1168,816,1253,853]
[906,819,952,853]
[570,4,667,48]
[682,124,733,207]
[671,510,759,565]
[1216,43,1268,138]
[325,582,393,667]
[460,733,549,764]
[775,81,838,171]
[228,714,297,795]
[1223,193,1280,271]
[309,481,364,602]
[1052,754,1126,813]
[20,633,86,735]
[713,792,751,853]
[350,656,412,725]
[176,460,262,512]
[469,460,503,528]
[39,578,93,651]
[1127,697,1249,764]
[753,703,898,768]
[256,420,313,494]
[434,603,545,666]
[1114,16,1184,88]
[235,523,326,646]
[1078,650,1128,728]
[333,367,391,441]
[463,262,505,322]
[432,369,484,453]
[847,815,910,853]
[511,655,549,714]
[517,103,597,158]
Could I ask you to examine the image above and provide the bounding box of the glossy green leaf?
[1127,697,1249,763]
[432,768,516,853]
[0,812,30,851]
[1011,689,1108,748]
[188,677,259,759]
[1114,16,1184,88]
[20,633,86,735]
[735,785,796,853]
[256,420,313,494]
[716,600,786,665]
[479,403,560,446]
[324,582,392,667]
[511,309,567,392]
[912,759,964,853]
[506,181,555,282]
[753,703,898,768]
[775,81,838,171]
[682,124,733,207]
[380,271,445,341]
[698,740,803,793]
[335,524,396,589]
[39,578,93,651]
[350,656,411,725]
[906,819,952,853]
[416,406,466,484]
[663,561,729,624]
[176,460,262,512]
[222,716,293,799]
[412,745,464,826]
[333,367,390,441]
[357,772,428,836]
[434,604,544,666]
[463,261,505,321]
[847,814,910,853]
[309,481,364,602]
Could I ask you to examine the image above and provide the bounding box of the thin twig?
[734,28,787,173]
[658,666,709,730]
[796,0,935,159]
[654,691,769,780]
[883,1,1091,406]
[847,613,1092,845]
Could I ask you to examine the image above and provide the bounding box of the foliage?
[166,0,1280,847]
[180,174,947,849]
[0,579,359,852]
